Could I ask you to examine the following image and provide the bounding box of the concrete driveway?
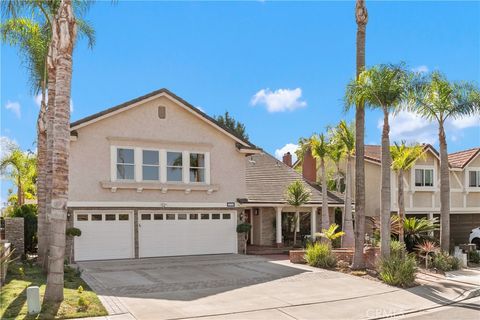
[78,254,406,320]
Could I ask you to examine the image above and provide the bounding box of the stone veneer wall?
[260,208,275,246]
[4,217,24,257]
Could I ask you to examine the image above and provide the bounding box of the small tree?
[214,111,249,141]
[316,223,345,245]
[236,223,251,254]
[66,227,81,264]
[285,180,311,246]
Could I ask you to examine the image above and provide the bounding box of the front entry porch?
[244,206,340,248]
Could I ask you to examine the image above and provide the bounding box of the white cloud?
[0,136,17,159]
[378,110,480,145]
[275,143,299,163]
[5,101,21,118]
[450,114,480,129]
[251,88,307,113]
[412,65,429,74]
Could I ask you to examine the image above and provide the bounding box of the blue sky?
[1,1,480,203]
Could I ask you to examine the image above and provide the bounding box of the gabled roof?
[448,148,480,169]
[361,144,440,164]
[70,88,259,150]
[239,153,344,205]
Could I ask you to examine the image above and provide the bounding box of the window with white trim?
[167,151,183,182]
[117,148,135,180]
[142,150,160,181]
[415,168,434,187]
[190,153,205,183]
[469,170,480,187]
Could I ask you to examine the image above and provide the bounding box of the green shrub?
[390,240,406,258]
[77,296,90,310]
[304,242,336,269]
[431,251,461,271]
[77,285,84,294]
[9,204,37,254]
[379,253,417,287]
[468,251,480,264]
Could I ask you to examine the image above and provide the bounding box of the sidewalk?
[77,266,480,320]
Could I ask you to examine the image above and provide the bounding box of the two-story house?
[296,144,480,246]
[67,89,343,261]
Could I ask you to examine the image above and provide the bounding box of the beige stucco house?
[67,88,342,261]
[298,144,480,245]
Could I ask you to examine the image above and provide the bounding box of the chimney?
[302,148,317,182]
[282,152,292,167]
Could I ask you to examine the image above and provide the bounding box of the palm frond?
[285,180,311,207]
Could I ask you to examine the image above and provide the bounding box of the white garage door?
[139,211,237,258]
[74,211,134,261]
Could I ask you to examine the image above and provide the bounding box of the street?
[399,297,480,320]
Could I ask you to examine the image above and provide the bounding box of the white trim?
[135,148,142,183]
[411,165,436,191]
[205,152,211,185]
[465,167,480,191]
[70,91,252,148]
[160,149,167,183]
[182,151,190,184]
[68,201,238,208]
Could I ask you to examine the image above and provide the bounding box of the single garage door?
[74,211,134,261]
[139,211,237,258]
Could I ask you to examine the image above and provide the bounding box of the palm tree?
[1,0,95,271]
[0,148,37,206]
[408,72,480,252]
[285,180,311,246]
[346,64,409,259]
[352,0,368,270]
[327,138,344,193]
[390,142,424,244]
[316,223,345,244]
[43,0,77,303]
[334,120,355,248]
[310,133,331,231]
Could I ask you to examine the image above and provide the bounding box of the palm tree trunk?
[321,158,330,230]
[397,169,405,244]
[352,0,368,270]
[438,121,450,252]
[342,156,355,248]
[293,211,299,246]
[336,163,341,193]
[380,108,391,258]
[37,86,48,265]
[43,14,58,272]
[17,177,23,206]
[44,0,76,302]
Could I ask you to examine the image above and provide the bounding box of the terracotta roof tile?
[448,148,480,169]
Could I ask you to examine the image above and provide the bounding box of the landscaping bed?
[0,261,107,319]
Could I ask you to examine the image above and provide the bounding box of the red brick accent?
[302,149,316,182]
[282,152,293,167]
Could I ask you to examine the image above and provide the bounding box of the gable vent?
[158,106,166,119]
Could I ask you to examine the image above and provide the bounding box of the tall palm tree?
[408,72,480,252]
[43,0,77,303]
[390,142,425,244]
[346,64,409,258]
[1,0,95,270]
[285,180,311,246]
[334,120,355,248]
[310,133,330,230]
[327,137,344,193]
[0,148,37,206]
[352,0,368,270]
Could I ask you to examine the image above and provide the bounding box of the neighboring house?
[67,89,342,261]
[295,144,480,245]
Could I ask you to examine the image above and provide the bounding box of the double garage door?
[73,210,237,261]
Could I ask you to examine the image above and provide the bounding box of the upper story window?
[190,153,205,183]
[415,168,434,187]
[167,151,183,182]
[117,148,135,180]
[469,170,480,188]
[143,150,160,181]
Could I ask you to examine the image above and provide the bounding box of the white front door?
[138,211,237,258]
[73,211,134,261]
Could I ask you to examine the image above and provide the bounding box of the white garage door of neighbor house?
[138,211,237,258]
[74,211,134,261]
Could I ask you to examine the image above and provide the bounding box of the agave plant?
[416,240,439,269]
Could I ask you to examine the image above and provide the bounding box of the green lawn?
[0,261,108,319]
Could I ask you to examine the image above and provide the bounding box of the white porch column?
[311,207,317,236]
[428,212,434,237]
[276,207,283,246]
